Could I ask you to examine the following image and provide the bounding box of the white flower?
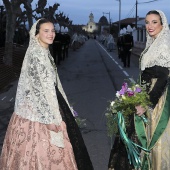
[110,101,115,106]
[105,113,109,116]
[116,91,120,98]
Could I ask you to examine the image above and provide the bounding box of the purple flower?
[73,110,78,117]
[119,89,125,95]
[127,91,134,96]
[119,83,128,95]
[71,107,79,117]
[122,83,128,91]
[135,87,142,93]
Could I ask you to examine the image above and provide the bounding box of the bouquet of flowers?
[106,82,150,137]
[105,82,151,169]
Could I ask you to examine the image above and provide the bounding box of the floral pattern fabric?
[0,113,78,170]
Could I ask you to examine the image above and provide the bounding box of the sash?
[135,84,170,170]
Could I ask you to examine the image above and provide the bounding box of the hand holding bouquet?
[106,82,151,137]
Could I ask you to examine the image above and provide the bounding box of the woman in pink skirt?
[0,18,93,170]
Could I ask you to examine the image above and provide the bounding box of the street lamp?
[103,12,111,33]
[135,0,138,29]
[116,0,121,36]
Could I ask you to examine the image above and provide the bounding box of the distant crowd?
[51,25,88,66]
[97,25,134,68]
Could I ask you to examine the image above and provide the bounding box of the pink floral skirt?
[0,113,78,170]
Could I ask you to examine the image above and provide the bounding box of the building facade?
[82,12,98,33]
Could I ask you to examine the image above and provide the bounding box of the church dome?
[98,16,108,25]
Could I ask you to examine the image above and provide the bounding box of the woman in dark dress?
[108,10,170,170]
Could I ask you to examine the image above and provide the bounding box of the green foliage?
[105,82,151,137]
[75,117,86,129]
[105,110,118,137]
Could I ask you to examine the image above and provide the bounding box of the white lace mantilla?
[140,10,170,71]
[14,45,62,125]
[14,19,71,147]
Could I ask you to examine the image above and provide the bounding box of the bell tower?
[89,12,94,22]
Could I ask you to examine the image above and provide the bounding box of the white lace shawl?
[14,19,70,147]
[140,10,170,71]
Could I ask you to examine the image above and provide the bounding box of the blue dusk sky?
[45,0,170,24]
[1,0,169,24]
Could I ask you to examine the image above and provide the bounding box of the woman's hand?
[135,105,146,116]
[46,124,62,132]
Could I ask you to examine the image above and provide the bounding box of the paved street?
[0,39,140,170]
